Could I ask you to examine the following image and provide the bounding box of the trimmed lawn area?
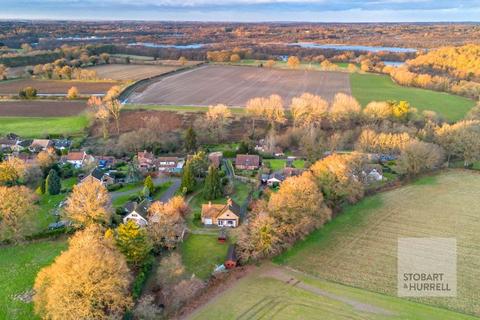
[0,115,88,137]
[350,73,475,122]
[180,234,229,280]
[264,159,305,171]
[0,240,67,320]
[36,177,77,232]
[275,170,480,316]
[190,265,477,320]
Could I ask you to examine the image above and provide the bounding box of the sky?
[1,0,480,22]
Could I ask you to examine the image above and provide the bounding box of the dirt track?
[128,65,351,106]
[0,100,86,117]
[0,79,119,95]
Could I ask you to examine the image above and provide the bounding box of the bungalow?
[65,151,90,168]
[123,199,151,227]
[267,172,285,187]
[235,154,260,170]
[156,157,184,173]
[201,198,241,228]
[29,139,52,152]
[137,150,155,171]
[81,168,114,186]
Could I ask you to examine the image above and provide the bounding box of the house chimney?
[208,201,212,207]
[227,197,232,206]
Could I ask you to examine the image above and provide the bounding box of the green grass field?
[0,240,67,320]
[350,73,475,122]
[0,115,88,137]
[263,159,305,171]
[36,177,77,231]
[181,234,229,280]
[190,265,476,320]
[275,170,480,317]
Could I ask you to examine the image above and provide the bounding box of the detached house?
[156,157,184,173]
[29,139,53,152]
[65,151,90,168]
[201,198,241,228]
[81,168,114,186]
[137,150,155,171]
[123,199,151,227]
[235,154,260,170]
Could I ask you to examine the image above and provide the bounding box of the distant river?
[128,42,204,49]
[288,42,417,53]
[383,61,406,67]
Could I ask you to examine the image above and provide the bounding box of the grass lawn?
[263,159,305,171]
[180,234,229,280]
[0,115,88,137]
[0,239,67,320]
[190,264,477,320]
[36,177,77,232]
[350,73,475,122]
[275,170,480,317]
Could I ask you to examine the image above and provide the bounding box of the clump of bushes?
[19,86,37,99]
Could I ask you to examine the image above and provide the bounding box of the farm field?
[0,240,67,320]
[0,79,119,95]
[127,64,351,106]
[189,264,476,320]
[275,170,480,317]
[89,64,178,80]
[350,73,475,122]
[0,115,88,137]
[0,100,86,117]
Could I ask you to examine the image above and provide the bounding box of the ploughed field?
[0,79,118,95]
[275,170,480,317]
[89,64,179,81]
[0,100,86,117]
[127,65,351,106]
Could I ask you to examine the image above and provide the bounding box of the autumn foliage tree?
[0,157,26,185]
[0,186,37,242]
[287,56,300,69]
[114,220,152,266]
[67,86,79,99]
[205,104,232,141]
[147,196,187,251]
[310,152,367,207]
[330,93,361,125]
[64,178,112,226]
[290,93,328,130]
[268,172,331,242]
[34,225,133,320]
[237,213,281,262]
[396,140,445,176]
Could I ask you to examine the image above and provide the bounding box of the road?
[110,176,181,202]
